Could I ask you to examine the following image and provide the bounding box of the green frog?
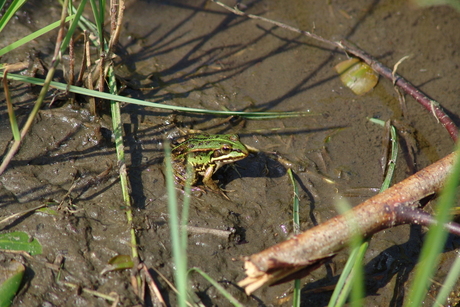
[170,134,249,198]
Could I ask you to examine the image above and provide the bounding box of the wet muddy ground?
[1,0,460,306]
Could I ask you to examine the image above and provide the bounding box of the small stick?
[85,33,96,115]
[0,249,34,259]
[0,204,47,229]
[75,31,88,86]
[139,263,167,307]
[185,225,233,238]
[108,0,125,53]
[61,281,119,302]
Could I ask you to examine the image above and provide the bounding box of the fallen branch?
[238,152,457,294]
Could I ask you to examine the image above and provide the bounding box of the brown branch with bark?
[212,1,460,294]
[238,152,458,294]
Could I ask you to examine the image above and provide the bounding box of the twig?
[0,249,34,259]
[61,281,119,302]
[212,0,458,142]
[0,204,47,229]
[338,40,458,141]
[185,226,233,238]
[139,263,167,307]
[238,152,457,294]
[213,1,335,47]
[108,0,125,53]
[148,265,196,307]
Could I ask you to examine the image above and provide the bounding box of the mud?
[1,0,460,306]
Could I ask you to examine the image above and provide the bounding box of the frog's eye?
[220,144,232,154]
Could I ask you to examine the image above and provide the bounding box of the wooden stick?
[238,152,456,294]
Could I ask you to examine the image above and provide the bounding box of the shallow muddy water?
[1,0,460,306]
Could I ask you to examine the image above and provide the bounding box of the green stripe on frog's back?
[171,134,248,155]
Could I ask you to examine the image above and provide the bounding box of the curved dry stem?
[213,0,458,142]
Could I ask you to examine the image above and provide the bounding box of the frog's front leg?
[202,165,230,200]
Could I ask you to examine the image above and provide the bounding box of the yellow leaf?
[335,58,379,95]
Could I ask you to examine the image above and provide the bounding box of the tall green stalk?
[405,145,460,306]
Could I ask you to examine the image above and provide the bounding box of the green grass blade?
[0,0,27,33]
[292,279,301,307]
[434,252,460,306]
[67,2,100,47]
[164,141,188,307]
[328,241,367,307]
[288,169,300,233]
[368,118,398,191]
[0,15,74,57]
[3,73,308,118]
[4,71,20,141]
[88,0,105,44]
[0,0,7,13]
[348,242,365,307]
[188,267,244,307]
[329,118,398,307]
[180,164,192,252]
[107,67,139,263]
[381,122,398,191]
[328,245,356,307]
[287,169,301,306]
[329,199,365,307]
[405,146,460,306]
[60,0,87,54]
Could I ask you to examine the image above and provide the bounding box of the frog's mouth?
[213,154,247,169]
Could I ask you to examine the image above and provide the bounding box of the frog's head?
[211,134,249,168]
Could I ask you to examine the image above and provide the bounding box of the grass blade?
[3,73,307,118]
[434,252,460,305]
[368,118,398,191]
[3,70,20,141]
[405,145,460,306]
[164,141,188,307]
[0,0,27,33]
[89,0,105,44]
[59,0,87,54]
[188,267,244,307]
[0,16,74,57]
[329,199,365,307]
[287,169,301,306]
[329,119,398,307]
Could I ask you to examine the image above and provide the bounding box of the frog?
[169,133,249,198]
